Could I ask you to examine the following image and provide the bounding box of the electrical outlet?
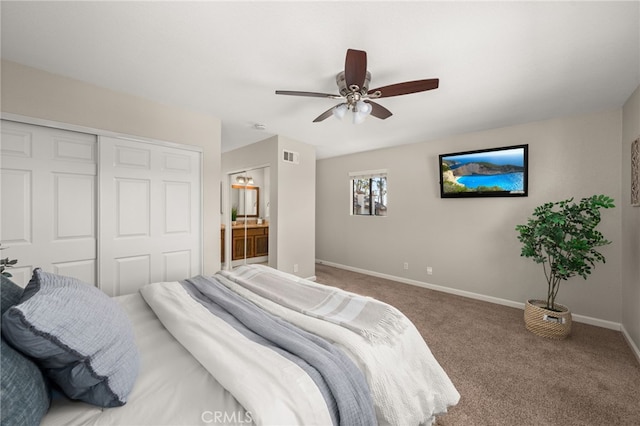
[403,262,409,270]
[427,266,433,275]
[293,264,299,273]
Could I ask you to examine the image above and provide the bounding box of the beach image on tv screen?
[441,147,525,194]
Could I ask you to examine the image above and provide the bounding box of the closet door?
[0,120,97,286]
[98,136,201,296]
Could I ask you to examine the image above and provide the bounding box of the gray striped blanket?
[181,274,377,426]
[219,264,407,345]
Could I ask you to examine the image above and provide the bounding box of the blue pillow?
[1,269,140,407]
[1,275,51,426]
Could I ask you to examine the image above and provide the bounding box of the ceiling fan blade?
[313,105,341,123]
[275,90,341,99]
[368,78,439,98]
[344,49,367,91]
[367,101,393,120]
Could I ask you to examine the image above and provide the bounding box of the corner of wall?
[621,84,640,355]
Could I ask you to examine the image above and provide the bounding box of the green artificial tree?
[515,194,615,311]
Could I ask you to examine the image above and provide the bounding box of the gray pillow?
[1,269,140,407]
[1,276,51,426]
[1,338,51,425]
[1,275,23,315]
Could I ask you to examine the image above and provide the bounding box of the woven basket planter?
[524,299,572,340]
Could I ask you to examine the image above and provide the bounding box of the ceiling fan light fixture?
[357,100,372,115]
[353,111,367,124]
[352,100,372,124]
[333,104,348,120]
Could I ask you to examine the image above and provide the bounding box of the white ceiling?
[1,1,638,159]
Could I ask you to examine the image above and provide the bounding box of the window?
[350,170,388,216]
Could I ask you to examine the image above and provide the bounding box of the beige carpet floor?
[314,263,640,426]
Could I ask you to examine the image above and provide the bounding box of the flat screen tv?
[439,144,528,198]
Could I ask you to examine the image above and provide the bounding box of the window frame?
[349,169,388,217]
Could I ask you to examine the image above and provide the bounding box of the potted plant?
[515,194,615,339]
[231,206,238,225]
[0,243,18,278]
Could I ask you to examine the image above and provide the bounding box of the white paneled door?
[0,121,97,286]
[98,136,201,296]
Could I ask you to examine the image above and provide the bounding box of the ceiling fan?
[275,48,439,124]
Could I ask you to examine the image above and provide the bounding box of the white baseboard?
[315,259,622,331]
[621,324,640,365]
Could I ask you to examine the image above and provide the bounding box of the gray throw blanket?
[181,275,377,426]
[219,265,407,345]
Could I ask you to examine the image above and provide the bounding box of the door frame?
[223,165,270,270]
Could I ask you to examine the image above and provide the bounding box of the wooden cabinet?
[254,233,269,257]
[221,228,225,262]
[222,225,269,261]
[232,230,253,259]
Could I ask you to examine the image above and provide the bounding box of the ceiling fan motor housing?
[336,71,371,97]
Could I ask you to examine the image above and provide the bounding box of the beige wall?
[621,86,640,352]
[317,108,624,326]
[276,135,316,278]
[1,60,222,274]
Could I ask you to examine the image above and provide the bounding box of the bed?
[1,265,459,426]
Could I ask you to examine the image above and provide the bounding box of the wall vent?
[282,149,299,164]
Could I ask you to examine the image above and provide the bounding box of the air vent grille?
[282,150,299,164]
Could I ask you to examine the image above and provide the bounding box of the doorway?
[223,166,270,269]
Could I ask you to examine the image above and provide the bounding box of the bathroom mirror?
[231,185,259,217]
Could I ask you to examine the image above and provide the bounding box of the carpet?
[314,263,640,426]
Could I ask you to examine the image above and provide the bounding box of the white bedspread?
[216,267,460,426]
[140,281,334,426]
[42,293,250,426]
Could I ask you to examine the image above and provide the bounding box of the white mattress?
[42,293,251,426]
